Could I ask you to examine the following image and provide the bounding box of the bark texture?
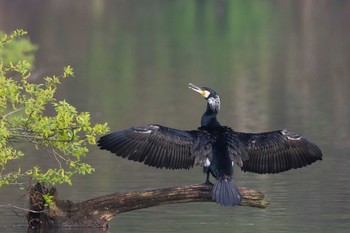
[27,183,269,229]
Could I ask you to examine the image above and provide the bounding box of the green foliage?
[0,30,109,188]
[42,193,54,207]
[0,29,37,65]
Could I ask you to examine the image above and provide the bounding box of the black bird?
[98,83,323,206]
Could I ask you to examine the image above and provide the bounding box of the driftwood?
[27,182,269,229]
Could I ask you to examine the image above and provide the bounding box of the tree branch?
[26,183,269,229]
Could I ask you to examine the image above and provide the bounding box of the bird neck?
[201,103,221,128]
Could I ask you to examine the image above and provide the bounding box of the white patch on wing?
[287,135,301,140]
[138,129,152,134]
[281,129,302,140]
[135,125,158,134]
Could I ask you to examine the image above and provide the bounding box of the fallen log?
[27,182,269,229]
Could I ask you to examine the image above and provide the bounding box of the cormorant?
[97,83,323,206]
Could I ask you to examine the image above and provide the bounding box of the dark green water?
[0,1,349,232]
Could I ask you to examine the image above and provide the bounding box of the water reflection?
[0,0,349,233]
[27,228,109,233]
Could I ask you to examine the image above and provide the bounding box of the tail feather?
[212,178,242,206]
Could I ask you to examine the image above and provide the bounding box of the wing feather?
[236,129,323,174]
[222,128,248,167]
[98,124,212,170]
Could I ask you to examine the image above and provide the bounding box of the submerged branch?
[27,183,269,229]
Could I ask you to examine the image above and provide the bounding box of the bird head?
[188,83,217,99]
[188,83,220,112]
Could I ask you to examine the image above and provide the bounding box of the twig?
[0,204,44,214]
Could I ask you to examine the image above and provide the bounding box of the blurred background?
[0,1,349,233]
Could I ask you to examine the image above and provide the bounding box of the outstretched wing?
[97,124,212,169]
[236,129,323,174]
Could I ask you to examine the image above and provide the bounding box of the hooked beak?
[188,83,210,98]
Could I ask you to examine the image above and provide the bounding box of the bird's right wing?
[236,129,323,174]
[97,124,212,169]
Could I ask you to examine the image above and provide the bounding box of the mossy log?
[27,182,269,229]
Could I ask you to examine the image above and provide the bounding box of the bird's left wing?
[97,124,212,169]
[235,129,323,174]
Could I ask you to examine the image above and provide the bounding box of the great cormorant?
[97,83,323,206]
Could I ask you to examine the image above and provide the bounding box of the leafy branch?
[0,29,109,189]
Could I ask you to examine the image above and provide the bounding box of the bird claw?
[204,180,213,185]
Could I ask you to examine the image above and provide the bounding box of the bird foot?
[204,180,213,185]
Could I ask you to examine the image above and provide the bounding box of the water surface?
[0,1,349,232]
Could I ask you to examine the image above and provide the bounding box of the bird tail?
[212,178,242,206]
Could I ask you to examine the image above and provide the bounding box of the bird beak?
[188,83,210,98]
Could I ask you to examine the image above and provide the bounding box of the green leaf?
[0,29,109,190]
